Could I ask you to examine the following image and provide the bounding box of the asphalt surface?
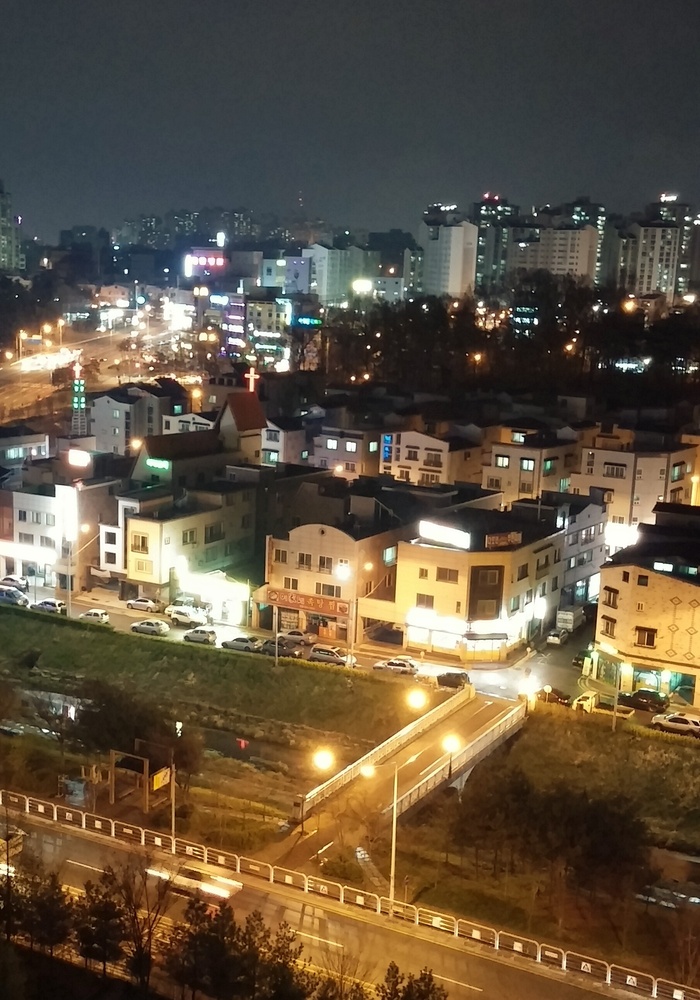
[18,817,608,1000]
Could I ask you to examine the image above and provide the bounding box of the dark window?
[416,593,434,609]
[638,575,649,587]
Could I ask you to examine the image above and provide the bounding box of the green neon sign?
[145,458,170,472]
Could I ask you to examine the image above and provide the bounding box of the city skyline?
[2,0,699,240]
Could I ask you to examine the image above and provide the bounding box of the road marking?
[66,859,104,873]
[433,973,483,992]
[297,931,344,949]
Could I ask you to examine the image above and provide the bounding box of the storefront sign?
[267,588,349,617]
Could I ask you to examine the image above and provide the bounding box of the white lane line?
[433,973,483,993]
[297,931,344,949]
[66,859,105,873]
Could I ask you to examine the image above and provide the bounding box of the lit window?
[495,454,509,469]
[327,438,338,450]
[345,441,357,453]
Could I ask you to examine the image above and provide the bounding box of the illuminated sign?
[295,316,322,327]
[145,457,170,472]
[485,531,522,549]
[67,449,91,469]
[267,588,349,617]
[209,294,230,306]
[418,520,471,550]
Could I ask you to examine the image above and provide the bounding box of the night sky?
[3,0,700,241]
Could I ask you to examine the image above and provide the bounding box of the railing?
[2,787,695,1000]
[394,703,526,817]
[296,683,478,820]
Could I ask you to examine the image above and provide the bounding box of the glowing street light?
[312,748,335,773]
[406,688,428,712]
[442,734,462,778]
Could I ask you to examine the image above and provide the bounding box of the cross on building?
[244,366,260,393]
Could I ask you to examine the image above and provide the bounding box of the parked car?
[183,627,218,646]
[1,575,28,593]
[277,629,316,646]
[0,586,30,608]
[30,598,66,614]
[307,644,357,667]
[373,656,418,675]
[651,712,700,737]
[130,619,170,636]
[536,686,571,706]
[582,601,598,624]
[571,649,590,668]
[126,597,162,613]
[78,609,110,625]
[166,605,209,627]
[618,688,670,712]
[221,635,261,652]
[257,637,301,657]
[546,628,569,646]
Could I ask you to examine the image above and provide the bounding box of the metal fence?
[298,683,478,817]
[394,702,526,817]
[2,786,696,1000]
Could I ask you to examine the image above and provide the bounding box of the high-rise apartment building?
[0,180,24,273]
[621,223,680,302]
[420,204,478,299]
[506,225,599,283]
[646,193,693,296]
[470,194,520,292]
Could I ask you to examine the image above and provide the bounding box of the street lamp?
[300,748,336,833]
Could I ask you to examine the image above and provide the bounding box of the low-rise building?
[0,423,50,485]
[261,417,307,466]
[481,431,579,506]
[568,434,697,552]
[512,488,607,606]
[162,410,217,434]
[310,427,381,481]
[379,430,482,486]
[391,508,565,660]
[88,379,190,455]
[590,503,700,708]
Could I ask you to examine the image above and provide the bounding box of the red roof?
[217,392,267,433]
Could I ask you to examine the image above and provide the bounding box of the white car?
[79,609,110,625]
[278,629,316,646]
[131,619,170,636]
[31,599,66,614]
[221,635,260,652]
[165,605,209,627]
[373,656,418,675]
[126,597,161,613]
[307,644,357,667]
[651,712,700,737]
[1,575,28,592]
[546,628,569,646]
[183,627,217,646]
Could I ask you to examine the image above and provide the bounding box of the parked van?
[0,585,30,608]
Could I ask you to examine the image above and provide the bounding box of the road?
[19,816,605,1000]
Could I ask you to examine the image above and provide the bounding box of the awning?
[463,632,508,642]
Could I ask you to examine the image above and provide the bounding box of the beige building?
[310,427,381,481]
[568,429,697,553]
[379,430,483,487]
[481,432,580,507]
[507,225,598,282]
[590,505,700,708]
[388,508,564,661]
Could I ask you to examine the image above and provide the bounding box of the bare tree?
[101,854,176,994]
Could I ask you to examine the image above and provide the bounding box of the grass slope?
[0,608,439,743]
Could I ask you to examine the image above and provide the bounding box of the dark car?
[571,649,590,669]
[257,638,301,657]
[582,602,598,624]
[536,686,571,706]
[435,672,470,689]
[618,688,670,713]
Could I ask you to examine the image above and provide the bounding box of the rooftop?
[0,422,42,439]
[413,506,562,551]
[142,430,223,461]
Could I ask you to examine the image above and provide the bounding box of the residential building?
[391,508,565,660]
[0,179,24,273]
[216,391,269,463]
[481,428,580,507]
[506,225,599,283]
[612,222,680,302]
[162,411,217,434]
[88,379,189,455]
[310,427,381,481]
[469,194,520,291]
[0,423,50,485]
[645,193,694,296]
[302,244,380,306]
[261,417,307,466]
[512,488,607,606]
[590,504,700,708]
[379,430,483,487]
[568,427,697,552]
[98,481,256,617]
[420,205,478,298]
[130,431,236,489]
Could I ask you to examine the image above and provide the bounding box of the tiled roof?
[217,392,267,433]
[143,430,222,460]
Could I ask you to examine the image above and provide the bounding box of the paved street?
[19,817,608,1000]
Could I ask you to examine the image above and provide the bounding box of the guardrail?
[295,683,477,820]
[394,702,526,817]
[2,786,697,1000]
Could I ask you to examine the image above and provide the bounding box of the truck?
[556,606,586,633]
[571,691,635,719]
